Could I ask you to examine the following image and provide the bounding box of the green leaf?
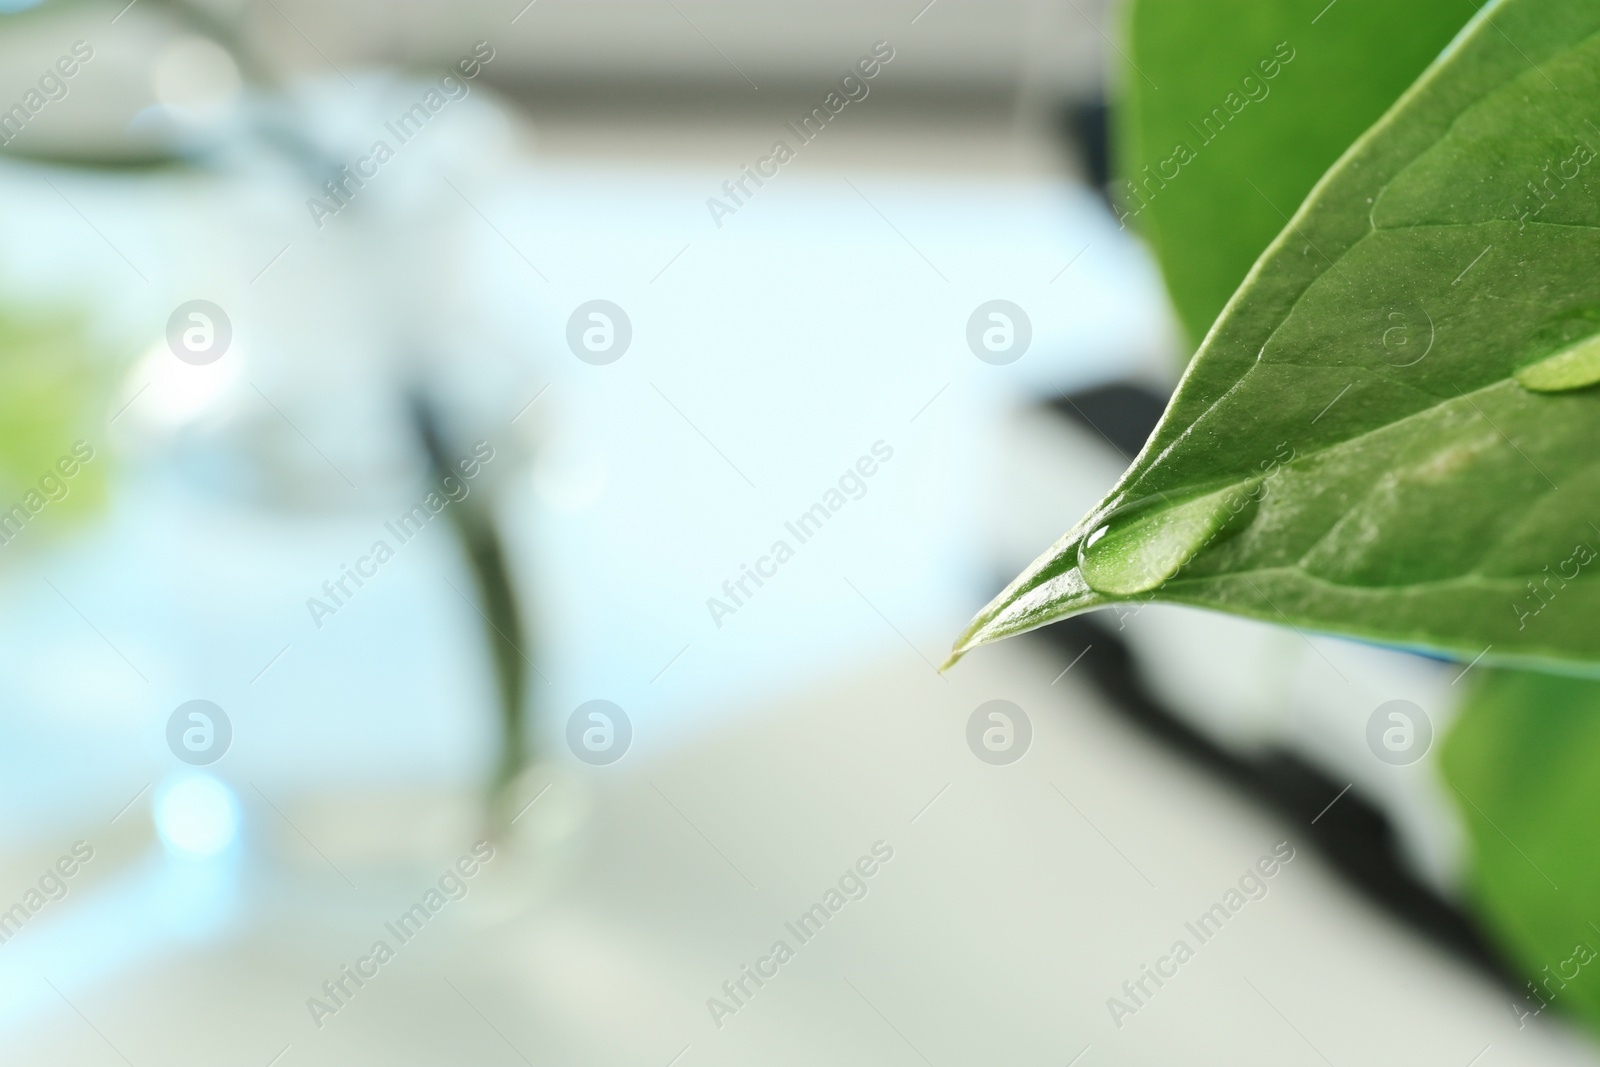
[1442,669,1600,1028]
[1117,0,1471,345]
[951,0,1600,672]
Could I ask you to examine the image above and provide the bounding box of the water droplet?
[1514,335,1600,393]
[1078,486,1251,596]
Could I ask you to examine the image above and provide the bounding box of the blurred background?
[0,0,1592,1063]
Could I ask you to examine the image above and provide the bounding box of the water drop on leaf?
[1077,485,1250,596]
[1514,335,1600,393]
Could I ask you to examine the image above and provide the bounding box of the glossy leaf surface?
[954,0,1600,673]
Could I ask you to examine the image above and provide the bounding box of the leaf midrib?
[1165,559,1573,598]
[1125,370,1577,588]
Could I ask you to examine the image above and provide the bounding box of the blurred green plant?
[0,308,110,539]
[1443,669,1600,1029]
